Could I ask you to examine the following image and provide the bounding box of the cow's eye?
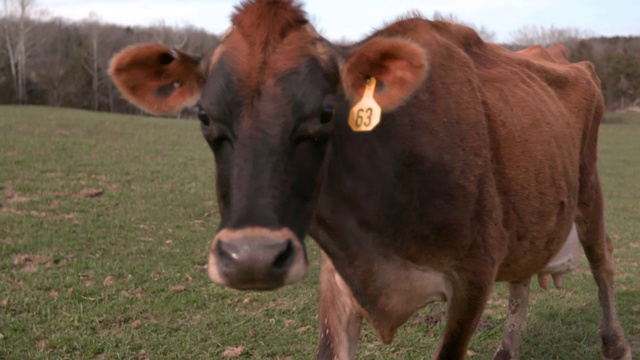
[196,105,210,126]
[319,105,335,124]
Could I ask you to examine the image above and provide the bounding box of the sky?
[37,0,640,43]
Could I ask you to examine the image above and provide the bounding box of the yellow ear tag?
[348,77,381,132]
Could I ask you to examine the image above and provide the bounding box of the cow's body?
[312,22,602,356]
[108,1,631,359]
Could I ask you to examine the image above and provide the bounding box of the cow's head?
[109,0,428,290]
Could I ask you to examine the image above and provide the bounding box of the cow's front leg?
[494,279,531,360]
[433,269,495,360]
[317,253,362,360]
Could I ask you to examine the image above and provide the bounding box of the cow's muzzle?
[208,227,308,290]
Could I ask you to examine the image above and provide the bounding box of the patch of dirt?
[120,287,145,299]
[466,349,478,357]
[12,253,52,272]
[77,188,104,198]
[5,279,25,287]
[3,188,30,204]
[135,349,150,360]
[296,325,312,333]
[59,212,79,222]
[170,285,186,293]
[0,237,13,245]
[191,220,205,230]
[221,346,244,358]
[139,223,156,231]
[5,208,48,217]
[143,313,160,323]
[1,187,78,222]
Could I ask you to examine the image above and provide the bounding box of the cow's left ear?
[341,37,428,111]
[109,44,205,115]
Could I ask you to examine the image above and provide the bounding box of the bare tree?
[509,25,593,47]
[2,0,39,103]
[31,18,79,107]
[80,12,102,111]
[151,20,187,49]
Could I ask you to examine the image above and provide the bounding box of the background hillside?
[1,14,639,115]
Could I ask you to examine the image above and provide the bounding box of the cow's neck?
[309,114,458,342]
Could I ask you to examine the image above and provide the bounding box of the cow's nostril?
[215,240,236,267]
[272,240,294,271]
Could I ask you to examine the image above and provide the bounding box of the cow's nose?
[208,228,308,290]
[215,237,294,274]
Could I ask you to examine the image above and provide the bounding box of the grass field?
[1,106,639,359]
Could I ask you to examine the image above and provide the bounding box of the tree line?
[1,0,219,115]
[1,5,638,114]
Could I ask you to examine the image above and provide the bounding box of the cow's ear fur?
[341,37,428,111]
[109,44,204,115]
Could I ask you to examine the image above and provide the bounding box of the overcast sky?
[38,0,640,43]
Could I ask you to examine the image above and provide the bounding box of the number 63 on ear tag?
[349,77,381,132]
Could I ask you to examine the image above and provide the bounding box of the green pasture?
[1,106,638,359]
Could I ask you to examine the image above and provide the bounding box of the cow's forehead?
[205,27,336,96]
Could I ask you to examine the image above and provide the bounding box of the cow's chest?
[341,257,453,343]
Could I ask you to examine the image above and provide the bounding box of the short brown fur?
[229,0,310,93]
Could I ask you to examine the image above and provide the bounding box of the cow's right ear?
[341,37,428,112]
[109,44,205,115]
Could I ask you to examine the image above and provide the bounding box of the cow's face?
[108,3,428,291]
[199,25,342,290]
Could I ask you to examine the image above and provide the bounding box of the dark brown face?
[201,48,341,290]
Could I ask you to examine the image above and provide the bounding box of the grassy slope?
[0,106,638,359]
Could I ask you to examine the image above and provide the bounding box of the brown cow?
[108,1,631,359]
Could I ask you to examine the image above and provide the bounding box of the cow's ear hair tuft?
[108,44,204,115]
[341,37,428,112]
